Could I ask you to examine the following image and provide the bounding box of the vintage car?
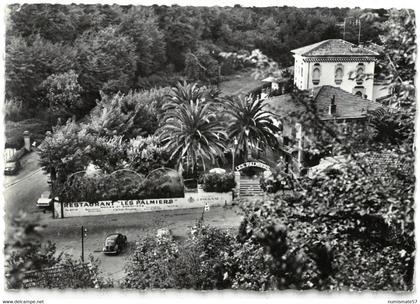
[36,191,54,208]
[4,160,21,175]
[102,233,128,255]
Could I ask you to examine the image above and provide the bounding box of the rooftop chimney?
[329,95,337,115]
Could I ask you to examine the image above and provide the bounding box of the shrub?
[122,226,235,289]
[137,73,185,90]
[260,170,294,193]
[122,223,307,290]
[57,170,184,202]
[4,99,24,122]
[126,136,173,175]
[246,149,415,290]
[199,172,236,192]
[5,213,110,289]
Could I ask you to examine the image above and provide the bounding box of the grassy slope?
[219,69,264,97]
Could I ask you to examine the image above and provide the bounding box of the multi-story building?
[291,39,379,100]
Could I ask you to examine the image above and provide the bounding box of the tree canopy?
[6,4,391,120]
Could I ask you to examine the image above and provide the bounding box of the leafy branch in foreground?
[5,212,112,289]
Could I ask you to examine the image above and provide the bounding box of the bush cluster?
[199,172,236,193]
[57,171,184,202]
[122,225,306,290]
[259,170,294,193]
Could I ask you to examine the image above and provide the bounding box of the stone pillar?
[23,130,31,151]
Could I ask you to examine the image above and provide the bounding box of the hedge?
[56,171,184,202]
[199,172,236,193]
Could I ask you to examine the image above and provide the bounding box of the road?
[40,205,242,283]
[2,152,244,284]
[3,152,49,224]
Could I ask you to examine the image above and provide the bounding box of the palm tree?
[226,96,280,162]
[165,81,205,106]
[159,98,227,177]
[164,81,224,108]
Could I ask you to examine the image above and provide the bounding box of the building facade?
[265,85,383,176]
[292,39,379,100]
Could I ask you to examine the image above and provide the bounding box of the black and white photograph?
[0,0,417,302]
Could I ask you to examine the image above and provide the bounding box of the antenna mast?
[343,17,361,43]
[343,20,346,40]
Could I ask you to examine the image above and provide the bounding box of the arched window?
[335,64,344,84]
[312,63,321,85]
[356,63,365,85]
[353,85,365,98]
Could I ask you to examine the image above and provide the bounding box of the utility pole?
[218,65,221,88]
[343,19,346,40]
[81,226,87,263]
[232,137,238,172]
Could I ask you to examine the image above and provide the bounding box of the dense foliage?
[39,122,173,183]
[40,70,84,120]
[199,172,236,193]
[123,226,234,289]
[246,148,414,290]
[5,212,110,289]
[122,145,414,290]
[260,168,294,193]
[122,221,313,290]
[86,89,166,139]
[56,170,184,202]
[6,4,389,121]
[126,136,174,175]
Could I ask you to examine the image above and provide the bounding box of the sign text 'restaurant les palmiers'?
[54,192,233,218]
[63,199,175,208]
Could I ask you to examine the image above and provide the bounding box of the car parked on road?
[102,233,128,255]
[4,160,21,175]
[36,191,56,208]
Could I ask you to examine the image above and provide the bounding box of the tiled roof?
[303,57,375,62]
[308,152,412,180]
[265,94,306,117]
[265,85,383,120]
[291,39,379,57]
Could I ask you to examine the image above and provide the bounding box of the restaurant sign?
[235,161,271,171]
[54,192,232,218]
